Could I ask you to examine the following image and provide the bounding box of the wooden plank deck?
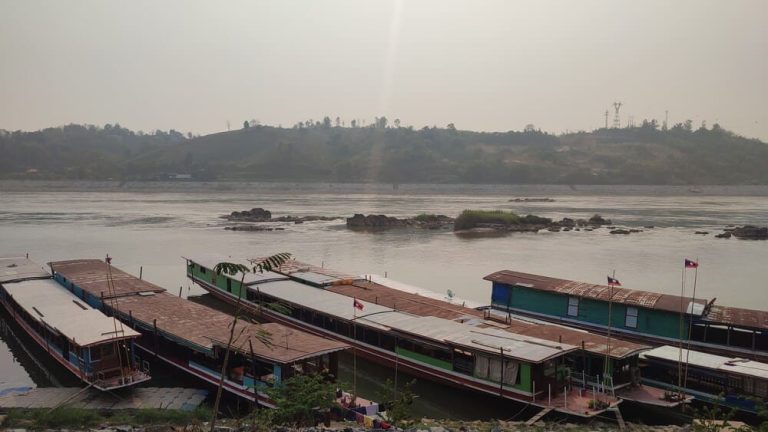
[0,387,207,411]
[609,406,627,430]
[525,407,553,425]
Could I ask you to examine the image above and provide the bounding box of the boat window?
[91,346,101,362]
[474,354,490,379]
[744,377,754,394]
[227,278,232,293]
[567,297,579,317]
[102,343,115,357]
[756,380,768,398]
[625,307,639,328]
[200,267,206,274]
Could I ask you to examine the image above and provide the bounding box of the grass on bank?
[414,213,439,222]
[4,406,212,429]
[454,210,552,230]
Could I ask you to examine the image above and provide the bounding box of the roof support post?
[753,330,757,352]
[499,347,504,396]
[249,339,258,409]
[153,319,158,359]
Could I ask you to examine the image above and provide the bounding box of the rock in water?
[588,214,612,225]
[228,207,272,221]
[731,225,768,240]
[346,214,408,228]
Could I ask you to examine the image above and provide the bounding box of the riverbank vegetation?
[3,406,212,429]
[454,210,551,230]
[2,120,767,184]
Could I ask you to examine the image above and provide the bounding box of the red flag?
[607,276,621,286]
[353,298,364,311]
[685,259,699,268]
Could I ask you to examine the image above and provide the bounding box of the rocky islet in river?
[715,225,768,240]
[223,207,343,228]
[346,213,454,230]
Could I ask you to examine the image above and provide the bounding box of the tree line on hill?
[1,118,767,185]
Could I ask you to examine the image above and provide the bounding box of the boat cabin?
[485,270,768,359]
[641,345,768,412]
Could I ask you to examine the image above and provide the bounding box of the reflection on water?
[0,310,74,389]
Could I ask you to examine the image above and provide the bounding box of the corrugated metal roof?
[198,257,646,359]
[50,259,165,298]
[183,254,288,285]
[258,258,357,280]
[703,305,768,331]
[289,271,341,287]
[325,274,647,359]
[485,270,708,315]
[642,345,768,380]
[254,279,576,363]
[257,280,394,329]
[0,257,50,284]
[5,279,140,347]
[52,257,348,363]
[328,281,484,321]
[364,274,487,309]
[115,291,348,363]
[362,313,574,362]
[497,320,648,359]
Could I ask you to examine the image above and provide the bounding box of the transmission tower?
[604,110,609,129]
[612,102,623,128]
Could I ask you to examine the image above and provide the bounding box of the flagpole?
[353,300,357,397]
[683,258,699,391]
[604,270,615,381]
[677,266,686,398]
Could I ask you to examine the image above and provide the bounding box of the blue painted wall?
[491,282,686,339]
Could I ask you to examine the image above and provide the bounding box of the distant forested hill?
[2,122,767,185]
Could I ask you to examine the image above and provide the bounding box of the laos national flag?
[607,276,621,286]
[353,298,364,311]
[685,259,699,268]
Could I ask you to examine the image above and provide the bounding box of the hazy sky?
[1,0,766,139]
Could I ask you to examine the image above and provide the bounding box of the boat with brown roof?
[0,256,150,391]
[184,254,687,418]
[49,258,349,407]
[484,270,768,362]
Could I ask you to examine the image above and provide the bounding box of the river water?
[1,182,767,419]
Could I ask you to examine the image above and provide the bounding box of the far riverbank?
[3,180,768,196]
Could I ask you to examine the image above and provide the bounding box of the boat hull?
[131,342,275,407]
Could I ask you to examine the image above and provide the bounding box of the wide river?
[1,182,767,419]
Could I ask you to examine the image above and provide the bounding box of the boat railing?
[93,367,151,390]
[568,370,617,396]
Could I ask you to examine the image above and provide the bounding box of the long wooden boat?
[641,345,768,413]
[0,257,150,391]
[48,258,349,407]
[483,270,768,362]
[183,254,686,418]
